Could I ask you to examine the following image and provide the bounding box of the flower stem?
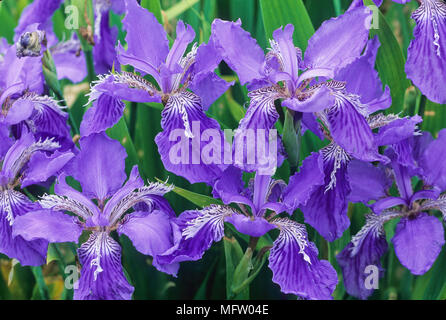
[84,49,96,83]
[30,266,49,300]
[282,109,302,175]
[248,236,259,252]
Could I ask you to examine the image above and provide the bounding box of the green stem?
[31,266,49,300]
[327,240,333,265]
[84,50,96,83]
[22,188,36,201]
[282,109,302,175]
[418,95,427,118]
[248,236,259,252]
[333,0,342,16]
[129,102,138,140]
[51,244,73,300]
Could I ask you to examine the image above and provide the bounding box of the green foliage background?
[0,0,445,300]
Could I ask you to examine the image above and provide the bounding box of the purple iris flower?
[158,164,338,300]
[84,0,233,185]
[0,128,74,266]
[297,113,421,242]
[350,0,446,104]
[337,127,446,299]
[277,34,413,242]
[210,8,391,172]
[13,133,179,300]
[0,38,72,145]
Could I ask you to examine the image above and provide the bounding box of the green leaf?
[223,236,246,299]
[164,0,200,21]
[0,2,17,42]
[230,246,269,299]
[363,0,411,114]
[140,0,163,23]
[224,91,246,124]
[422,246,446,299]
[260,0,314,50]
[421,99,446,135]
[68,0,95,51]
[155,178,223,208]
[282,109,301,174]
[42,50,63,98]
[193,259,218,300]
[30,266,49,300]
[230,0,256,36]
[230,246,253,299]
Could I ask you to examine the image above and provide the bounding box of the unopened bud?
[16,30,46,58]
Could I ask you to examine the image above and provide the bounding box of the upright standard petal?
[66,133,127,201]
[0,190,48,266]
[211,19,265,85]
[271,24,300,87]
[406,0,446,104]
[165,21,195,73]
[392,213,445,275]
[335,36,391,112]
[93,12,119,75]
[122,0,168,69]
[304,8,371,72]
[14,0,62,39]
[74,232,134,300]
[269,218,338,300]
